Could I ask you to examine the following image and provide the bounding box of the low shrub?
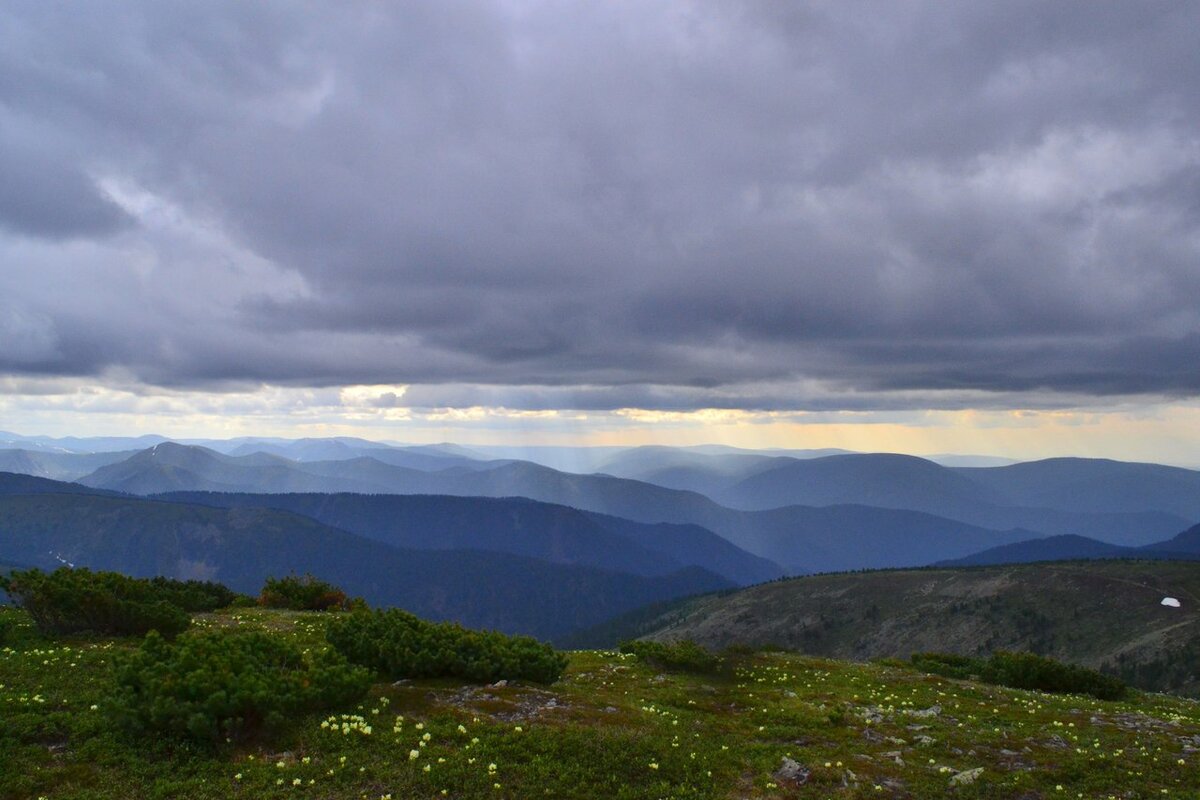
[143,575,242,612]
[0,616,10,646]
[721,642,789,657]
[0,568,238,638]
[911,650,1127,701]
[619,639,719,673]
[259,574,350,611]
[910,651,982,680]
[112,629,372,745]
[327,608,569,684]
[982,650,1128,701]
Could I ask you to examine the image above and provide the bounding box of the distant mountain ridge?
[940,523,1200,567]
[157,491,785,585]
[77,444,1041,572]
[711,453,1191,546]
[0,475,731,640]
[0,449,138,482]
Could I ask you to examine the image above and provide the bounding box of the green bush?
[0,568,238,638]
[0,616,10,647]
[327,608,568,684]
[112,629,372,745]
[910,651,982,680]
[982,650,1128,701]
[619,639,719,673]
[911,650,1127,701]
[259,574,350,611]
[143,575,242,611]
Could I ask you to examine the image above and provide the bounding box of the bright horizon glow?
[3,380,1200,468]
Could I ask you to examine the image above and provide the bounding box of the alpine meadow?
[4,3,1200,799]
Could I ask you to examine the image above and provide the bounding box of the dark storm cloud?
[1,0,1199,409]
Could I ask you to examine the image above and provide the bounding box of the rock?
[391,679,411,687]
[773,757,810,786]
[862,728,884,743]
[603,706,618,714]
[491,680,508,688]
[950,767,984,786]
[909,704,942,718]
[783,690,797,698]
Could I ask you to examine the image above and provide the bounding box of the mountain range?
[0,474,730,640]
[2,434,1199,577]
[65,443,1040,572]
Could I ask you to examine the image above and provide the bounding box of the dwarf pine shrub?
[911,650,1127,700]
[982,650,1128,700]
[910,651,981,680]
[619,639,719,673]
[259,574,351,611]
[112,629,372,745]
[0,568,239,638]
[326,608,569,684]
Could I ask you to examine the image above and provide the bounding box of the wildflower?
[409,750,420,761]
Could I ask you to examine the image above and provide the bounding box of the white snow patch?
[1161,597,1182,608]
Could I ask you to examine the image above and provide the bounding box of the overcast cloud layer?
[2,1,1199,413]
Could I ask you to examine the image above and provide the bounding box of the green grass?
[3,605,1200,798]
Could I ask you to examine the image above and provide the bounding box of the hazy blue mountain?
[77,442,389,494]
[935,521,1200,567]
[954,458,1200,519]
[449,443,851,474]
[591,447,794,495]
[157,491,785,585]
[717,453,1004,511]
[76,445,1048,572]
[936,535,1138,566]
[712,453,1188,546]
[0,471,122,497]
[225,437,393,460]
[0,431,171,454]
[0,449,137,482]
[1152,523,1200,555]
[221,438,484,471]
[0,488,731,641]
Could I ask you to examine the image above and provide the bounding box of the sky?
[2,1,1200,463]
